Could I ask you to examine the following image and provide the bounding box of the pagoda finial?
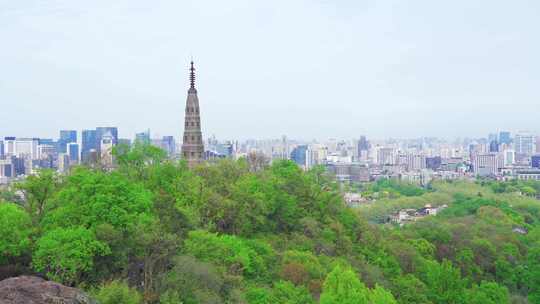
[190,60,196,89]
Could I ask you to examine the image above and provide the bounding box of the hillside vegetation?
[1,144,540,304]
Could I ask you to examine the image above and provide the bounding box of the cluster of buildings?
[0,128,179,183]
[234,131,540,186]
[390,204,448,226]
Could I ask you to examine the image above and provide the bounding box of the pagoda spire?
[190,60,196,90]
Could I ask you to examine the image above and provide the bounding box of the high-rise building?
[515,132,536,156]
[96,127,118,153]
[499,131,511,145]
[162,136,176,156]
[473,153,502,176]
[290,145,308,168]
[377,148,395,165]
[13,138,39,159]
[357,136,369,152]
[489,140,499,153]
[4,137,16,156]
[82,130,98,163]
[58,130,77,153]
[0,140,4,159]
[135,130,151,145]
[181,61,204,167]
[67,143,79,164]
[532,155,540,169]
[503,149,515,166]
[100,132,114,168]
[426,156,442,170]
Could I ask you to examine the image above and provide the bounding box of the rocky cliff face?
[0,276,97,304]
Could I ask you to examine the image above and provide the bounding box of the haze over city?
[2,0,539,140]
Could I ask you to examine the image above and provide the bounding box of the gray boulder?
[0,276,97,304]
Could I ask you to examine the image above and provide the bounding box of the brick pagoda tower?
[181,61,204,167]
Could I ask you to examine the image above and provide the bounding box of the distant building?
[531,155,540,169]
[515,132,536,156]
[0,158,14,178]
[499,131,511,145]
[57,153,70,173]
[135,130,151,145]
[516,169,540,181]
[473,153,501,176]
[82,130,98,163]
[290,145,308,168]
[377,148,395,165]
[489,140,499,153]
[357,136,369,160]
[100,132,115,168]
[406,154,426,171]
[426,156,442,170]
[0,140,4,159]
[4,137,16,156]
[162,136,176,156]
[58,130,77,153]
[67,143,79,164]
[96,127,118,154]
[503,149,515,166]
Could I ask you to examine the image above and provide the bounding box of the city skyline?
[2,1,540,139]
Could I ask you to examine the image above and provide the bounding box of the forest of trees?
[1,143,540,304]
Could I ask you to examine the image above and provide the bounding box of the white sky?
[1,0,539,141]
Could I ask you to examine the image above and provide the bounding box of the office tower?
[290,145,308,168]
[499,131,511,145]
[0,140,3,158]
[96,127,118,153]
[4,137,16,156]
[13,138,39,159]
[0,158,14,178]
[100,132,114,168]
[162,136,176,156]
[426,156,442,170]
[82,130,98,163]
[58,130,77,153]
[181,61,204,167]
[515,132,536,156]
[135,130,151,144]
[503,149,515,166]
[407,154,426,171]
[57,153,70,172]
[358,136,369,151]
[532,155,540,169]
[473,154,501,176]
[489,140,499,153]
[377,148,395,165]
[67,143,79,164]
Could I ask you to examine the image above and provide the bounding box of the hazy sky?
[1,0,539,141]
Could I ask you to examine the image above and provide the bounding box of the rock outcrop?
[0,276,97,304]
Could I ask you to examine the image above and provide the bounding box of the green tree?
[320,264,368,304]
[465,281,509,304]
[368,284,398,304]
[159,255,224,304]
[32,227,109,285]
[272,281,314,304]
[42,167,153,232]
[92,280,142,304]
[391,274,431,304]
[423,260,466,304]
[15,169,58,225]
[0,203,31,264]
